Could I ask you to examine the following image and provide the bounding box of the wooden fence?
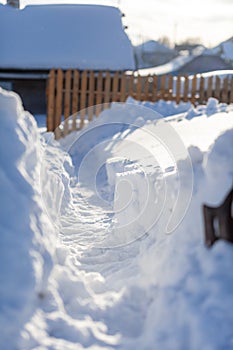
[47,69,233,137]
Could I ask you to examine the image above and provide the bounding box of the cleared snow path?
[1,88,233,350]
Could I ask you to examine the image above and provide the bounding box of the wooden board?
[46,69,55,131]
[54,69,63,139]
[96,71,103,116]
[80,70,87,129]
[88,70,95,122]
[71,70,79,130]
[64,70,71,136]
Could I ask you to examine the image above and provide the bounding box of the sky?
[1,0,233,47]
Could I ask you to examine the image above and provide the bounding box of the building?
[134,40,177,69]
[175,54,233,75]
[0,3,135,114]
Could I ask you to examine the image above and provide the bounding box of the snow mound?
[205,37,233,62]
[1,89,233,349]
[0,88,57,348]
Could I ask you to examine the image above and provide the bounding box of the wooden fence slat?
[222,77,229,103]
[104,71,111,108]
[206,76,213,100]
[88,70,95,122]
[55,69,63,139]
[152,75,158,102]
[47,69,55,131]
[175,76,181,104]
[96,71,103,116]
[183,76,189,102]
[230,77,233,103]
[112,71,119,101]
[80,70,87,129]
[128,74,135,99]
[144,75,150,100]
[63,70,72,136]
[191,74,197,105]
[214,76,220,101]
[167,75,173,101]
[71,70,79,130]
[199,76,205,103]
[161,75,166,100]
[136,75,142,100]
[120,73,127,102]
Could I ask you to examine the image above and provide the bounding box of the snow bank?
[127,96,233,119]
[59,99,233,349]
[0,88,58,348]
[0,4,135,70]
[205,37,233,62]
[1,88,233,349]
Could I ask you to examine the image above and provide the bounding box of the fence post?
[175,75,181,104]
[88,70,95,122]
[47,69,55,132]
[222,77,229,103]
[191,75,197,105]
[230,77,233,103]
[152,75,158,102]
[54,69,63,139]
[96,71,103,116]
[136,74,142,100]
[71,70,79,130]
[64,70,72,136]
[80,70,87,129]
[120,72,127,102]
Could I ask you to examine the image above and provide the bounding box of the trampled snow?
[1,88,233,349]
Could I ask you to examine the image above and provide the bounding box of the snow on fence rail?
[46,69,233,137]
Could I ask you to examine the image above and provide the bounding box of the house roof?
[0,4,135,71]
[204,37,233,62]
[176,54,233,74]
[135,40,174,54]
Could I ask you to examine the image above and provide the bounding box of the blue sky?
[1,0,232,47]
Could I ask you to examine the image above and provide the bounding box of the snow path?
[2,87,233,349]
[59,180,141,283]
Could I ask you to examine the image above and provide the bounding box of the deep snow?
[0,4,135,70]
[1,88,233,349]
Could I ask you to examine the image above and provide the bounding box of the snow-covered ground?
[1,87,233,350]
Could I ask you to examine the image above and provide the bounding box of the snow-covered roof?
[135,40,174,54]
[0,4,135,70]
[135,54,193,76]
[204,37,233,62]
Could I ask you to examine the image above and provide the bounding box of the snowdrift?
[0,88,53,347]
[1,87,233,349]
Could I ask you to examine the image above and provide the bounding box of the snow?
[1,87,233,349]
[204,37,233,62]
[0,4,135,70]
[0,88,55,349]
[135,40,174,54]
[136,54,193,75]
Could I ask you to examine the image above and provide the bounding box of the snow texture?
[0,87,233,349]
[0,4,135,70]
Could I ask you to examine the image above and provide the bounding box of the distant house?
[175,43,206,56]
[175,54,233,75]
[0,2,135,114]
[134,40,177,69]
